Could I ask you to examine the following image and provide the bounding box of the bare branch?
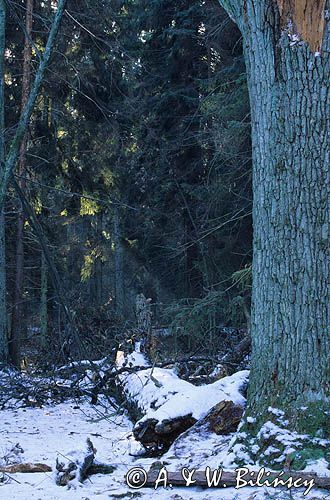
[0,0,67,211]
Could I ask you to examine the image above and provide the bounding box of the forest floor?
[1,396,329,500]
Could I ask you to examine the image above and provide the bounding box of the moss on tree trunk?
[217,0,330,466]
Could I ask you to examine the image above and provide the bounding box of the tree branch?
[0,0,67,211]
[217,0,243,25]
[11,177,85,358]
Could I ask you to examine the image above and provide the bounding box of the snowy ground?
[1,397,329,500]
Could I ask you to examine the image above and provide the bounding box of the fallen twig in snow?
[55,438,116,487]
[55,438,96,486]
[0,463,52,473]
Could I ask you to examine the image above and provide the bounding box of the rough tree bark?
[216,0,330,465]
[10,0,33,368]
[0,1,7,363]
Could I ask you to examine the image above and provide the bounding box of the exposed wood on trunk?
[276,0,327,52]
[217,0,330,462]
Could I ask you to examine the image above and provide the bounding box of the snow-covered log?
[116,344,248,455]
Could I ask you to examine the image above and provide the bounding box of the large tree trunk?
[217,0,330,465]
[10,0,33,367]
[0,1,7,363]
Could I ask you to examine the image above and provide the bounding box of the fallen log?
[133,401,244,456]
[116,344,249,455]
[221,334,251,372]
[192,400,244,435]
[0,463,52,473]
[130,468,330,491]
[133,414,197,455]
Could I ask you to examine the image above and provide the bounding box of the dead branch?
[0,463,52,473]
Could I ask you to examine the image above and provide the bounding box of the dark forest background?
[4,0,252,367]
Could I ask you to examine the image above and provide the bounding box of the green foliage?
[293,402,330,439]
[163,285,248,355]
[288,448,328,471]
[232,265,252,292]
[231,402,330,470]
[4,0,252,361]
[164,290,226,346]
